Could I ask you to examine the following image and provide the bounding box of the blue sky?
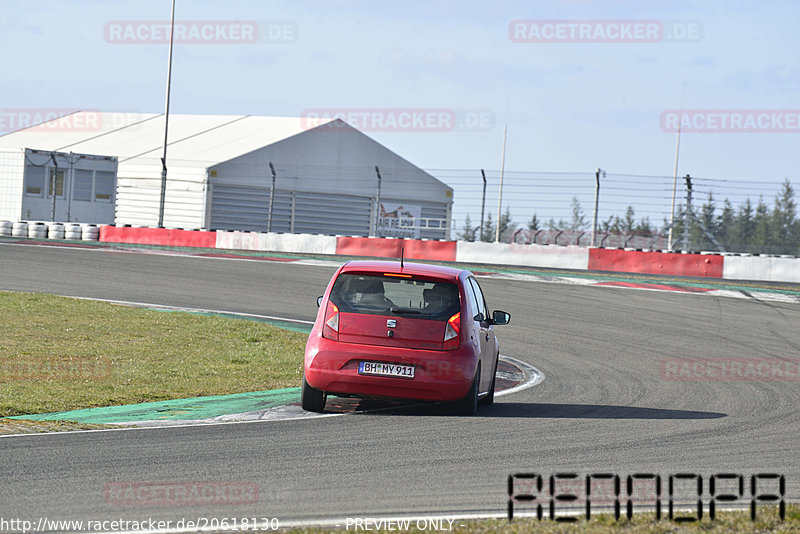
[1,0,797,230]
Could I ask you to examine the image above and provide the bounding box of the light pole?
[49,153,58,222]
[267,162,276,233]
[157,0,176,228]
[667,88,684,250]
[479,169,487,241]
[591,168,603,246]
[494,124,507,242]
[374,166,382,237]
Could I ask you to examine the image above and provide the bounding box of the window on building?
[24,166,46,196]
[73,170,93,201]
[48,168,65,198]
[94,171,114,201]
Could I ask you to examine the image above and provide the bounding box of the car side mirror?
[317,296,323,308]
[491,310,511,325]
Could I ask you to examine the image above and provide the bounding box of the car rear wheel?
[479,356,499,406]
[301,376,327,412]
[454,366,479,415]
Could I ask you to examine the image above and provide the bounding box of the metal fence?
[208,185,450,240]
[433,168,798,255]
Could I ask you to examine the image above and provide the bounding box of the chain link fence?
[434,169,798,255]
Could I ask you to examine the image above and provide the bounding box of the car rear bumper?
[305,334,476,402]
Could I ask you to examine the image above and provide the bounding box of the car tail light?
[443,312,460,350]
[322,302,339,340]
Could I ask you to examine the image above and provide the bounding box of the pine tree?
[635,216,653,236]
[459,214,477,242]
[480,212,494,242]
[570,196,587,231]
[669,203,686,250]
[734,198,754,252]
[622,206,636,234]
[498,206,516,242]
[600,215,615,234]
[696,193,717,250]
[752,196,771,253]
[718,199,735,251]
[527,213,540,231]
[772,179,797,252]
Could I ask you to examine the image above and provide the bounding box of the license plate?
[358,361,415,379]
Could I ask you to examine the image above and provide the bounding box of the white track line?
[496,356,545,397]
[62,296,315,325]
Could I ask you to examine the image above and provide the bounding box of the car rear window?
[330,273,460,320]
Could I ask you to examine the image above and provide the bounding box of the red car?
[302,260,510,414]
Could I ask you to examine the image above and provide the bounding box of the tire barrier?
[0,220,12,237]
[11,221,28,238]
[47,222,65,240]
[81,224,100,241]
[65,223,83,240]
[27,222,48,239]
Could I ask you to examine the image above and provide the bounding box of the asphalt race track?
[1,242,799,527]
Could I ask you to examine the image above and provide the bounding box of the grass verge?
[0,418,117,435]
[0,291,306,418]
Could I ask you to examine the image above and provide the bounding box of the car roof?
[339,260,468,281]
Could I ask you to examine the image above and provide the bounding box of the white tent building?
[0,112,453,239]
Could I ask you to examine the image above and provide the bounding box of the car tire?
[301,376,327,412]
[479,356,499,406]
[455,366,479,416]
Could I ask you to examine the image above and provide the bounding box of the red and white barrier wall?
[95,226,800,284]
[100,226,216,248]
[214,230,337,255]
[723,255,800,283]
[336,236,457,261]
[587,248,724,278]
[457,241,589,270]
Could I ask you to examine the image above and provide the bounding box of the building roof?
[0,111,336,170]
